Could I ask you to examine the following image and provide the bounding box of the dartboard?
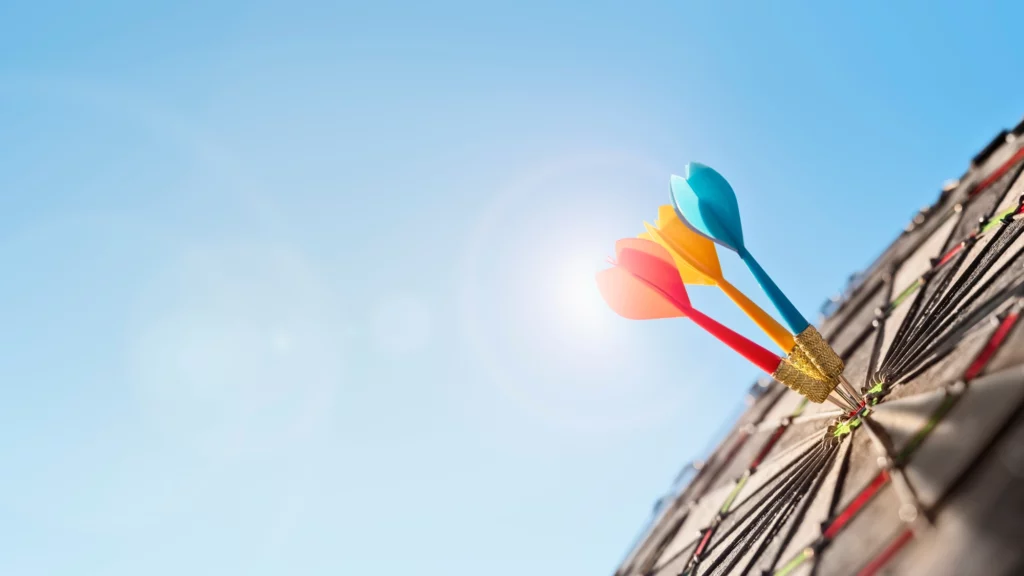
[613,122,1024,576]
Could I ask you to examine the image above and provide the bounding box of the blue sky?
[1,2,1023,575]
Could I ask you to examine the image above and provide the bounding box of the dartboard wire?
[758,444,841,575]
[672,438,822,569]
[887,216,1013,368]
[699,441,828,560]
[646,438,819,573]
[750,422,799,472]
[885,229,1024,382]
[650,438,754,556]
[695,454,821,575]
[890,288,1023,390]
[622,472,704,576]
[891,301,1011,388]
[943,218,1024,320]
[710,447,831,576]
[889,197,1024,362]
[804,434,855,576]
[879,257,947,376]
[773,307,1023,576]
[622,506,681,576]
[769,438,865,576]
[666,431,826,574]
[743,443,840,576]
[881,231,975,371]
[881,188,1008,364]
[639,446,739,572]
[694,441,833,576]
[891,307,1019,471]
[879,216,1015,378]
[878,197,1024,321]
[880,155,1024,317]
[899,196,1013,344]
[883,208,982,313]
[685,408,818,525]
[882,217,1024,382]
[813,274,892,398]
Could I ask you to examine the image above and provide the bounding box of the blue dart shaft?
[738,248,809,334]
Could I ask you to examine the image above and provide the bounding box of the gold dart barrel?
[794,325,845,382]
[772,353,837,403]
[788,343,827,381]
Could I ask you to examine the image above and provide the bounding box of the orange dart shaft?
[717,278,796,352]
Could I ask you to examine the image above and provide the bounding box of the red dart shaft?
[640,276,782,374]
[684,307,783,375]
[615,244,784,375]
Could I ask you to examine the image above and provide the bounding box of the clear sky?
[2,2,1023,575]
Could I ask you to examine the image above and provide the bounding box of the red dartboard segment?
[970,148,1024,197]
[963,311,1020,380]
[856,529,915,576]
[824,470,890,540]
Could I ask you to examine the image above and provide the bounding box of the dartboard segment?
[888,408,1024,576]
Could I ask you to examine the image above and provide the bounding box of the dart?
[669,163,860,403]
[596,238,857,409]
[642,205,795,352]
[669,163,807,332]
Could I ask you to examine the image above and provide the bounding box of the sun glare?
[554,255,608,337]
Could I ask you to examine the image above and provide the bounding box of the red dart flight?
[596,238,783,375]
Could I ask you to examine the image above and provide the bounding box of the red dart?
[596,238,783,375]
